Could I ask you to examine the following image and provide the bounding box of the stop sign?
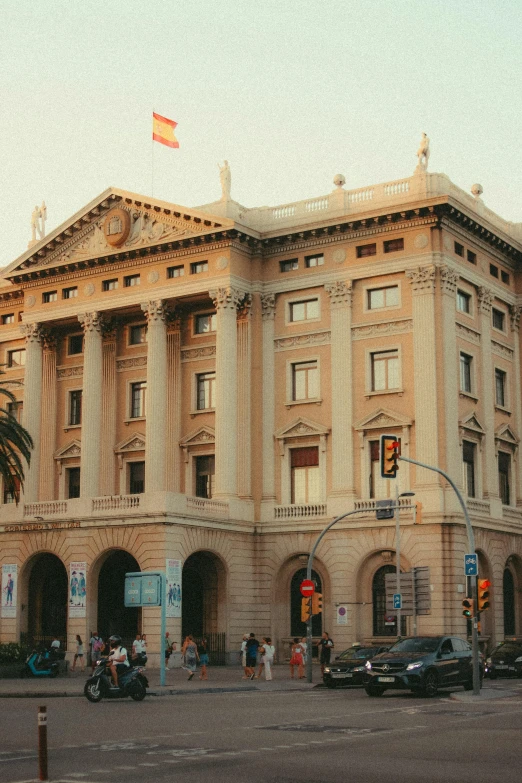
[300,579,315,596]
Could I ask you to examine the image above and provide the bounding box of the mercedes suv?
[323,645,389,688]
[364,635,478,697]
[486,638,522,679]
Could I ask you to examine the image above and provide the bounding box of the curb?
[0,683,318,699]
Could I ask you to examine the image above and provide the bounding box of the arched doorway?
[182,551,225,639]
[27,553,68,648]
[290,567,322,637]
[97,550,140,644]
[503,568,515,636]
[372,565,407,637]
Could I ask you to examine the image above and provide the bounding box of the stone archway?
[503,555,522,636]
[355,549,411,642]
[23,553,68,648]
[182,551,227,639]
[96,550,141,645]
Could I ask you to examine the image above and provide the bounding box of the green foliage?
[0,372,33,502]
[0,642,28,664]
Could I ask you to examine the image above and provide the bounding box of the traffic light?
[477,579,491,612]
[311,592,323,615]
[380,434,400,478]
[301,597,311,623]
[462,598,474,618]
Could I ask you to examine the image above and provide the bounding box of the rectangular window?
[292,361,319,401]
[454,242,464,257]
[460,353,472,394]
[1,314,14,325]
[289,299,320,322]
[489,264,499,278]
[492,308,505,331]
[291,447,320,504]
[167,265,185,278]
[195,455,215,499]
[67,467,81,499]
[102,279,118,291]
[467,250,477,264]
[280,259,298,273]
[6,401,22,423]
[124,274,140,287]
[368,286,399,310]
[305,254,324,268]
[7,349,25,368]
[462,441,476,498]
[129,461,145,495]
[191,261,208,274]
[371,350,399,392]
[195,313,216,334]
[68,334,84,355]
[3,476,20,505]
[69,390,82,426]
[196,372,216,410]
[356,243,377,258]
[129,324,147,345]
[130,381,146,418]
[501,270,510,285]
[495,369,507,407]
[43,291,57,303]
[456,290,471,314]
[498,451,511,505]
[384,238,404,253]
[62,287,78,299]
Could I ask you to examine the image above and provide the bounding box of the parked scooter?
[84,656,148,702]
[20,649,60,678]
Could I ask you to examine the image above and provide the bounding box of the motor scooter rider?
[107,635,129,688]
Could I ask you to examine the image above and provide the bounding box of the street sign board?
[300,579,315,597]
[393,593,402,609]
[124,576,142,606]
[464,554,478,576]
[385,567,431,616]
[124,573,162,607]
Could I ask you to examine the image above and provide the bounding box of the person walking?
[71,634,85,672]
[181,635,199,681]
[165,632,175,670]
[245,633,260,680]
[197,637,209,680]
[257,637,275,680]
[289,637,304,679]
[318,631,334,675]
[240,634,249,678]
[132,633,143,663]
[300,636,308,677]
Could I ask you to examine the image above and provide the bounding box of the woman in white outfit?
[259,636,275,681]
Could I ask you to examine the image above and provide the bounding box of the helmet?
[109,635,121,646]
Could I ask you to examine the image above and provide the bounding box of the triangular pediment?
[275,417,330,440]
[459,411,485,434]
[495,423,519,444]
[4,188,233,281]
[180,426,216,447]
[54,440,81,460]
[115,432,146,453]
[354,408,413,431]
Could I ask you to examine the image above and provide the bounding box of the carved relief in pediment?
[54,440,81,460]
[115,433,146,453]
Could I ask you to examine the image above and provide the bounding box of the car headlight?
[406,661,423,671]
[365,660,372,670]
[323,667,331,673]
[515,657,522,663]
[352,666,366,672]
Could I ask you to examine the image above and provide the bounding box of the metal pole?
[395,484,401,637]
[400,455,481,696]
[38,705,48,781]
[412,567,417,637]
[160,572,166,687]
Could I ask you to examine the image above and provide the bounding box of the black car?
[364,635,479,697]
[486,638,522,679]
[323,645,389,688]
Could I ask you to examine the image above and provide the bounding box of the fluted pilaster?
[237,295,253,499]
[260,294,276,501]
[78,312,104,498]
[39,330,57,500]
[510,305,522,505]
[439,266,462,488]
[477,287,499,506]
[166,314,182,493]
[20,323,44,503]
[100,325,117,496]
[141,300,168,492]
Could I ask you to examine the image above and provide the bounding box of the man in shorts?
[245,633,260,680]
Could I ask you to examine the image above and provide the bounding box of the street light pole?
[395,484,401,636]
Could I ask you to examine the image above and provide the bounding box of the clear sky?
[0,0,521,267]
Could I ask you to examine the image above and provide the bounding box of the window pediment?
[54,440,81,460]
[459,411,485,439]
[354,407,412,432]
[180,426,216,447]
[115,433,146,453]
[275,417,330,441]
[495,423,519,453]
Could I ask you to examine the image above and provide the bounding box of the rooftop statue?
[416,133,430,171]
[218,160,231,200]
[30,201,47,243]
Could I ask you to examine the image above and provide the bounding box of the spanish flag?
[152,112,179,148]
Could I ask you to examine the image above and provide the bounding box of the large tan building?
[1,159,521,663]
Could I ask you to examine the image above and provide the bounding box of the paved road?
[1,681,521,783]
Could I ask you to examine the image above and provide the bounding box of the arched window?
[290,567,322,637]
[503,568,515,636]
[372,565,406,636]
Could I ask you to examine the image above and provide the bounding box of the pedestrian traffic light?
[477,579,491,612]
[311,592,323,615]
[380,434,400,478]
[462,598,474,618]
[301,597,311,623]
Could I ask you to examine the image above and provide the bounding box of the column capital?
[477,286,493,315]
[509,304,522,332]
[78,311,103,334]
[141,299,167,324]
[20,322,44,344]
[439,265,459,295]
[325,280,352,307]
[260,293,276,320]
[41,327,57,352]
[237,293,253,321]
[209,286,244,312]
[406,265,436,293]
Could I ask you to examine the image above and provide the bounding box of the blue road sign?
[393,593,402,610]
[464,554,478,576]
[124,574,162,606]
[124,576,142,606]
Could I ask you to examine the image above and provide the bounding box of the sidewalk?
[0,664,320,698]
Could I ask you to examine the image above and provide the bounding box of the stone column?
[39,330,57,500]
[509,306,522,506]
[166,313,182,493]
[78,312,104,499]
[260,294,276,503]
[439,266,462,490]
[209,287,243,498]
[100,324,117,496]
[406,266,441,503]
[325,281,355,505]
[20,323,44,503]
[141,300,168,493]
[478,287,500,512]
[237,295,253,499]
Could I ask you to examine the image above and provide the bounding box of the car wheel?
[422,671,438,698]
[365,684,385,697]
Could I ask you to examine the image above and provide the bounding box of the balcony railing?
[186,496,229,515]
[24,501,68,517]
[274,503,327,520]
[92,495,141,512]
[466,499,491,516]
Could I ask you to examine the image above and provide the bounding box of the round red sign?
[300,579,315,596]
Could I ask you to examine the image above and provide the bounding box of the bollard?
[38,705,48,781]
